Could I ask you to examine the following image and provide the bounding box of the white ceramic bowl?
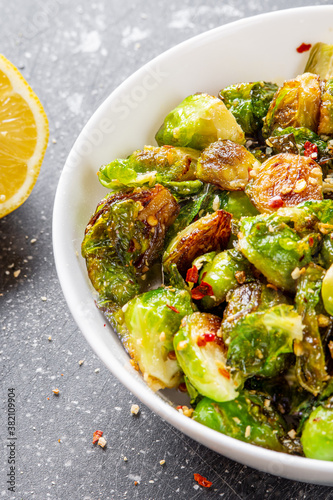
[53,6,333,485]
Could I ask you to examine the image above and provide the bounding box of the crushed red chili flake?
[191,281,214,300]
[268,195,284,209]
[304,141,318,159]
[92,430,103,444]
[297,43,312,53]
[166,304,180,313]
[178,382,188,392]
[219,367,231,379]
[186,265,199,283]
[194,473,212,488]
[197,332,216,347]
[309,236,314,247]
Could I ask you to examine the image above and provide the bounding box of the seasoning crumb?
[48,336,52,341]
[149,480,154,484]
[52,138,57,144]
[13,269,21,278]
[329,341,333,359]
[94,368,100,373]
[30,238,37,244]
[58,439,61,443]
[41,296,47,301]
[92,430,103,444]
[159,459,165,465]
[52,388,60,395]
[232,417,241,424]
[79,359,84,366]
[318,314,330,328]
[291,267,301,280]
[130,359,139,371]
[245,425,251,438]
[176,405,194,417]
[123,456,128,462]
[131,404,140,415]
[294,179,307,193]
[98,436,107,448]
[134,481,138,486]
[288,429,297,440]
[176,340,188,351]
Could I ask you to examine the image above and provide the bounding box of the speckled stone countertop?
[1,1,333,499]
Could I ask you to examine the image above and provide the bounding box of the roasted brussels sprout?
[196,139,259,190]
[246,153,323,214]
[82,185,179,304]
[225,304,303,379]
[304,42,333,80]
[192,248,253,309]
[221,281,289,340]
[218,190,259,219]
[174,312,242,401]
[193,391,287,451]
[277,199,333,236]
[295,264,328,395]
[155,93,245,150]
[301,402,333,460]
[238,212,315,292]
[98,145,200,192]
[118,287,195,390]
[219,81,278,136]
[262,73,321,138]
[163,209,232,278]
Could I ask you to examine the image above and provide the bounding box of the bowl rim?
[53,5,333,484]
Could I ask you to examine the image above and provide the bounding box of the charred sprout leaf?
[196,139,259,190]
[219,81,278,136]
[155,93,245,150]
[118,287,195,390]
[304,42,333,80]
[222,281,289,341]
[193,248,253,309]
[163,210,232,278]
[246,153,323,214]
[82,185,179,305]
[238,213,315,292]
[262,73,321,138]
[318,79,333,136]
[225,304,303,379]
[277,199,333,236]
[295,264,328,395]
[174,312,242,402]
[301,403,333,460]
[162,179,203,199]
[98,145,200,191]
[192,391,287,452]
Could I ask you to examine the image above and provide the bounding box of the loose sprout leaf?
[155,93,245,150]
[120,287,195,391]
[193,392,287,452]
[163,210,232,278]
[196,139,259,191]
[174,312,242,402]
[217,190,259,219]
[238,213,314,292]
[295,264,328,396]
[98,145,200,191]
[246,153,323,214]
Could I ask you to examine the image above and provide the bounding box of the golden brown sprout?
[263,73,321,137]
[163,210,232,277]
[318,80,333,136]
[246,153,323,213]
[196,140,259,190]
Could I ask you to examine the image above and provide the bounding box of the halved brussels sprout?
[196,139,259,190]
[163,210,232,278]
[119,287,195,390]
[193,391,287,452]
[174,312,242,401]
[238,213,315,292]
[82,185,179,304]
[262,73,321,137]
[219,81,278,136]
[225,304,303,378]
[192,248,253,309]
[301,403,333,460]
[304,42,333,80]
[246,153,323,214]
[98,145,200,192]
[155,93,245,150]
[295,264,328,396]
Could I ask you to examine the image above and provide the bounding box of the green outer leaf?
[301,405,333,460]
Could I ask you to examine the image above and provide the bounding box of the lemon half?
[0,54,49,218]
